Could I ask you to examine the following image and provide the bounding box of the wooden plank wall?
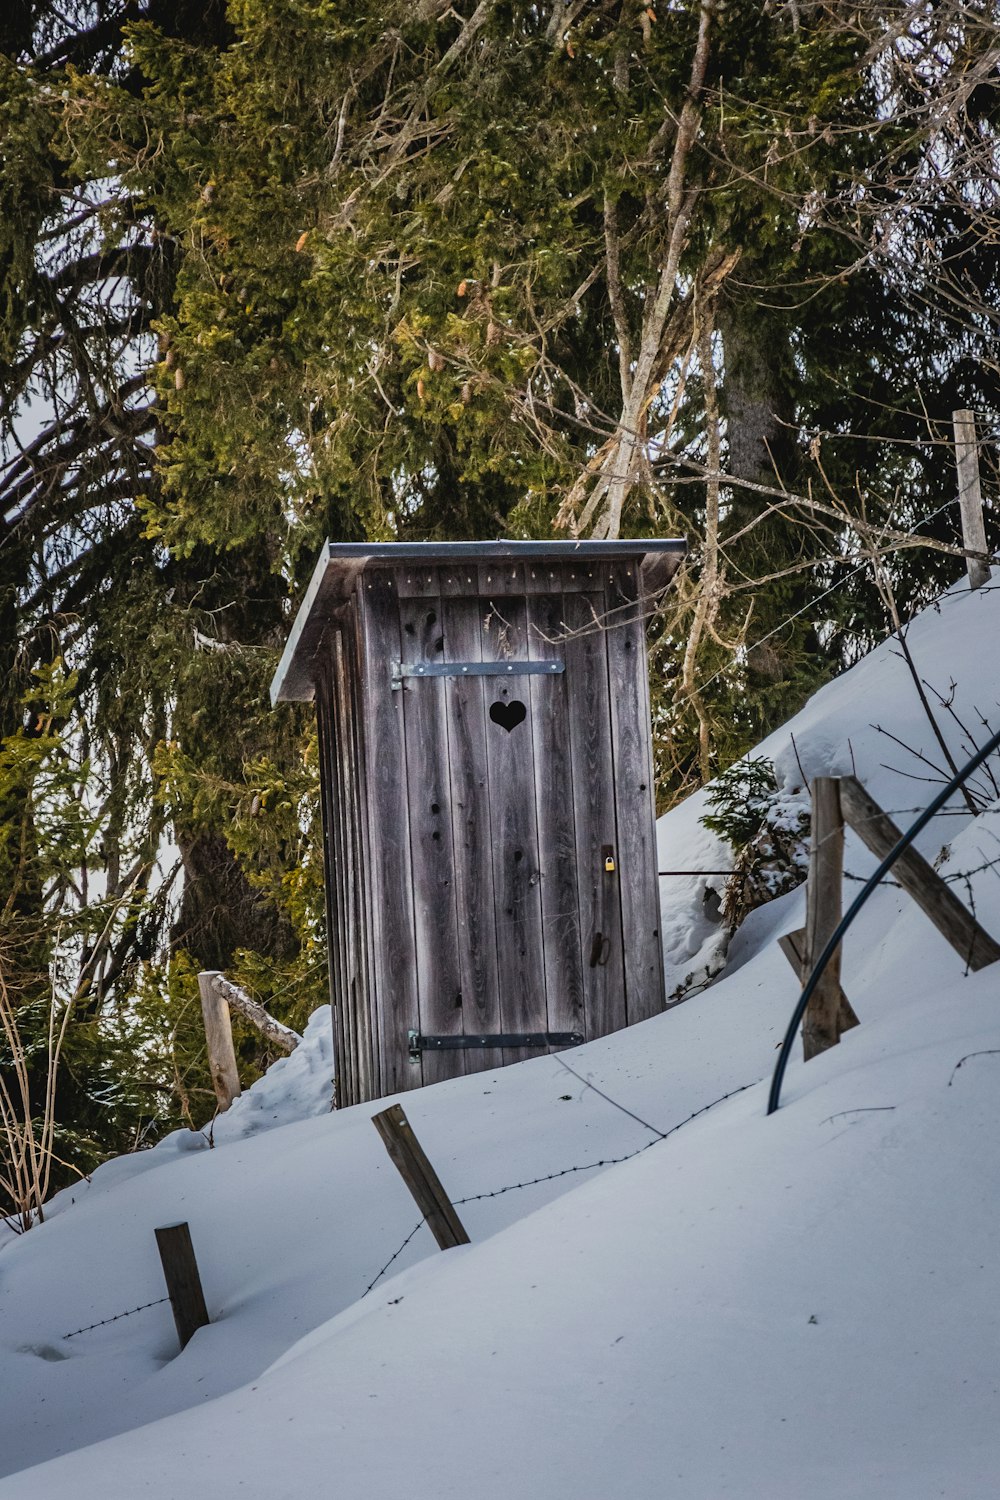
[318,556,666,1101]
[315,623,378,1107]
[358,571,419,1097]
[315,648,353,1105]
[340,613,377,1101]
[440,570,503,1073]
[331,630,364,1102]
[525,586,586,1044]
[397,577,466,1086]
[606,563,666,1022]
[561,588,627,1039]
[478,564,546,1066]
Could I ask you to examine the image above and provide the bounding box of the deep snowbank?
[12,975,1000,1500]
[2,577,999,1496]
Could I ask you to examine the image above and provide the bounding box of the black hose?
[767,722,1000,1115]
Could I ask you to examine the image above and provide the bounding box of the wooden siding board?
[441,589,503,1073]
[303,547,671,1098]
[395,566,440,599]
[562,589,626,1041]
[476,561,525,598]
[315,659,353,1105]
[480,589,546,1065]
[606,564,666,1023]
[526,592,585,1042]
[524,561,566,597]
[329,639,362,1104]
[358,570,419,1096]
[345,602,380,1097]
[439,566,481,599]
[332,630,369,1101]
[398,588,466,1086]
[339,614,377,1100]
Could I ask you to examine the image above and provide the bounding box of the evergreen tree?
[1,0,997,1194]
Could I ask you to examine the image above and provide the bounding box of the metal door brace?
[408,1029,583,1061]
[391,660,564,689]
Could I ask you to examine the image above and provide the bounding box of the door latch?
[589,932,612,968]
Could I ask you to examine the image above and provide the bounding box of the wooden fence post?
[371,1104,470,1250]
[198,970,241,1112]
[953,409,991,591]
[778,926,859,1038]
[208,972,301,1054]
[155,1221,211,1351]
[839,776,1000,970]
[801,777,850,1060]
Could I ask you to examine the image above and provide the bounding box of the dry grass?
[0,949,75,1233]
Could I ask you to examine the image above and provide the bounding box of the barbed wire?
[63,1296,169,1340]
[59,1074,761,1328]
[842,851,1000,890]
[553,1054,668,1138]
[361,1076,760,1299]
[361,1219,427,1299]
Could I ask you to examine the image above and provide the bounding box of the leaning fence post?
[155,1221,211,1351]
[371,1104,470,1250]
[198,969,241,1112]
[801,777,848,1060]
[953,408,991,591]
[839,775,1000,970]
[209,972,302,1054]
[778,926,858,1039]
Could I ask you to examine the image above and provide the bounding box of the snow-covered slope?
[2,578,999,1497]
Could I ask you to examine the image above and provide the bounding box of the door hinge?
[391,660,564,690]
[408,1030,583,1061]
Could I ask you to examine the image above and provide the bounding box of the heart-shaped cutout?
[489,699,527,733]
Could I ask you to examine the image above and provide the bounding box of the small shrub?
[702,757,809,929]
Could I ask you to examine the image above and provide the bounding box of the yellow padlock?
[603,846,616,874]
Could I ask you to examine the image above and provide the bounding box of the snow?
[2,578,1000,1496]
[657,783,733,1000]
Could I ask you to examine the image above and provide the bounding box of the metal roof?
[270,537,687,704]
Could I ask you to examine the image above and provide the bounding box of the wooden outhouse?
[270,538,686,1106]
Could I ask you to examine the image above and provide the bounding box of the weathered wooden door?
[274,538,681,1106]
[396,567,627,1082]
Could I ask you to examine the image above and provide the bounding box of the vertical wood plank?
[359,569,419,1096]
[155,1222,210,1351]
[476,560,525,597]
[314,659,353,1104]
[802,777,847,1059]
[606,564,666,1024]
[778,926,859,1035]
[399,586,466,1086]
[526,591,585,1043]
[441,585,503,1073]
[396,565,441,598]
[330,630,364,1103]
[197,970,241,1111]
[562,589,625,1041]
[371,1104,470,1249]
[343,604,378,1100]
[523,559,563,596]
[479,587,545,1063]
[953,408,991,590]
[333,623,377,1102]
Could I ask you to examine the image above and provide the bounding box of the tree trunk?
[716,288,797,495]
